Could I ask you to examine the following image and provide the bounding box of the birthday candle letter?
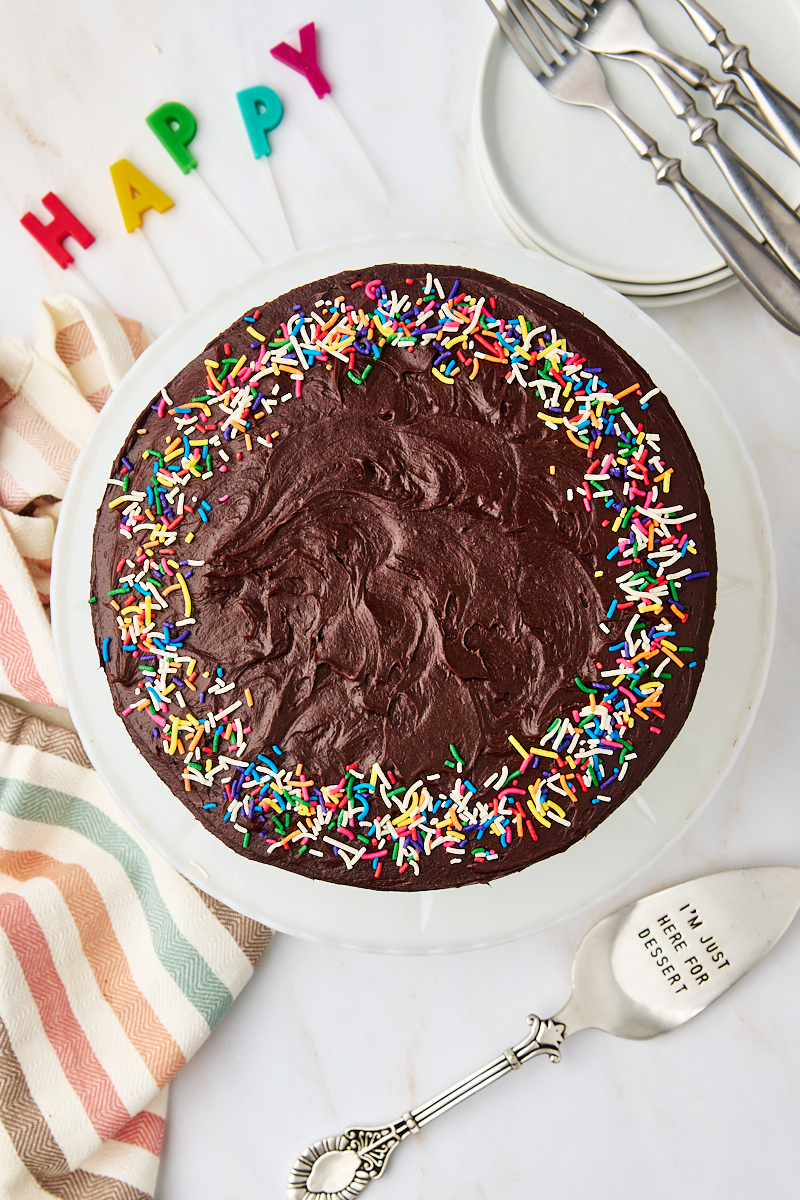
[146,102,262,263]
[109,160,174,232]
[270,23,330,98]
[236,87,284,158]
[146,102,198,173]
[20,193,95,268]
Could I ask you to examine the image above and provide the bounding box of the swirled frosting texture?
[91,265,716,889]
[200,400,607,777]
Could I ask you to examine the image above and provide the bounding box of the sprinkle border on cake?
[92,272,711,882]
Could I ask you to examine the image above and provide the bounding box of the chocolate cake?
[90,263,716,890]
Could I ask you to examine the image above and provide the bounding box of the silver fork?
[526,1,800,280]
[675,0,800,167]
[614,55,800,281]
[528,0,786,152]
[484,0,800,333]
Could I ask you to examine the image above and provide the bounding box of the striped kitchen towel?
[0,298,273,1199]
[0,295,150,706]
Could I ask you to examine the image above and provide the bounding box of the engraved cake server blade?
[287,867,800,1199]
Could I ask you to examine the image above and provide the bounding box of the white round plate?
[52,235,775,954]
[477,139,735,302]
[636,275,736,308]
[476,0,800,289]
[476,132,734,297]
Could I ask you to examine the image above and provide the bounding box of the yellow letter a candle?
[109,159,174,233]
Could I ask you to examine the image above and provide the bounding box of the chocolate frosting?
[91,264,717,890]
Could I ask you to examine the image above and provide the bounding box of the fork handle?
[636,46,785,152]
[604,108,800,333]
[714,48,800,169]
[621,54,800,280]
[699,129,800,281]
[660,162,800,332]
[674,0,800,167]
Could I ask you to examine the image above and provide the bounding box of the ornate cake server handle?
[674,0,800,168]
[288,867,800,1198]
[287,1014,565,1199]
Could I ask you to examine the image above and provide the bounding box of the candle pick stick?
[236,86,296,253]
[146,102,264,266]
[109,159,185,320]
[67,264,114,311]
[259,159,296,253]
[323,93,388,203]
[270,23,388,203]
[189,168,265,264]
[134,228,185,318]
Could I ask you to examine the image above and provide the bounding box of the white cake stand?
[51,235,775,953]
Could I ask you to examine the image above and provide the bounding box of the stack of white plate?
[475,0,800,306]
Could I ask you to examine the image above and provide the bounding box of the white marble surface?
[2,2,800,1197]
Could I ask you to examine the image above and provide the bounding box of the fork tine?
[519,0,583,37]
[519,1,578,66]
[508,0,569,63]
[484,0,555,77]
[544,0,593,21]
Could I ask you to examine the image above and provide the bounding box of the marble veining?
[1,2,798,1197]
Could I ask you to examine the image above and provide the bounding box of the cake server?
[287,866,800,1198]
